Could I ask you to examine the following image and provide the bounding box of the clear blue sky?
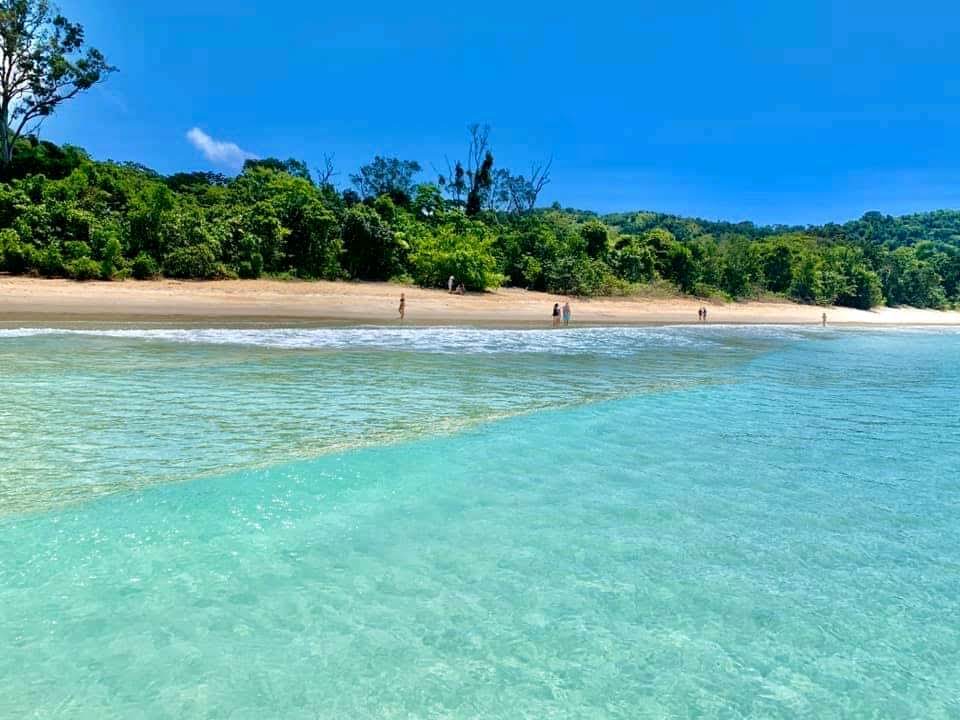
[46,0,960,225]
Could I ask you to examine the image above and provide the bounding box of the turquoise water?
[1,325,959,717]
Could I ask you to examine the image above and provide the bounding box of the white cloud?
[186,127,257,170]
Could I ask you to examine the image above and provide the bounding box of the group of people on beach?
[697,306,708,322]
[447,275,465,295]
[552,302,572,328]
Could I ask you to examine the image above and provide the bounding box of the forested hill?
[1,136,958,310]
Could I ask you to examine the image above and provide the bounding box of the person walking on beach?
[398,293,406,322]
[702,306,708,323]
[552,303,561,328]
[698,307,703,322]
[562,301,571,327]
[822,312,827,327]
[448,275,455,293]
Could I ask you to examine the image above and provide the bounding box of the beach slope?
[1,277,958,326]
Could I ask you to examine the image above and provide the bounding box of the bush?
[543,255,619,296]
[66,256,103,281]
[0,228,21,272]
[62,240,91,262]
[237,251,263,279]
[38,244,66,277]
[100,236,124,279]
[3,240,38,274]
[163,244,218,279]
[131,252,159,280]
[410,224,502,290]
[214,263,238,280]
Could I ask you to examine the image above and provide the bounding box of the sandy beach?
[1,276,959,327]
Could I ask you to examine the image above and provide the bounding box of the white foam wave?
[0,325,820,356]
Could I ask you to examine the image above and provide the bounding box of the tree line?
[0,135,959,309]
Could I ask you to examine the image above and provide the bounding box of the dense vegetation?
[1,135,959,309]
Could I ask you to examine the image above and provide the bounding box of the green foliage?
[350,157,421,203]
[100,235,124,279]
[131,252,159,280]
[38,243,66,277]
[342,203,402,280]
[0,227,22,271]
[410,223,502,290]
[581,220,609,259]
[62,240,91,261]
[613,238,657,283]
[1,134,959,308]
[163,244,218,279]
[66,256,102,281]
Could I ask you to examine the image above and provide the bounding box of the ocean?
[1,325,958,718]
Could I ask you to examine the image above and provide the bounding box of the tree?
[580,219,609,259]
[438,160,466,203]
[0,0,115,164]
[341,203,402,279]
[721,235,764,297]
[439,124,496,215]
[242,157,312,183]
[350,156,421,202]
[465,150,493,216]
[316,153,336,187]
[492,160,551,214]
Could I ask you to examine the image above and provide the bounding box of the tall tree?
[0,0,115,164]
[350,156,421,202]
[439,124,496,215]
[493,160,552,214]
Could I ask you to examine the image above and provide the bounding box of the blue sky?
[46,0,960,225]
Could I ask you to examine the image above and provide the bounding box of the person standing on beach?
[399,293,406,322]
[552,303,561,328]
[562,301,571,327]
[448,275,455,293]
[698,307,703,322]
[822,312,827,327]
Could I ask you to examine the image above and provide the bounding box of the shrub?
[163,244,218,279]
[543,255,619,296]
[3,239,38,274]
[410,224,502,290]
[0,228,21,272]
[62,240,91,262]
[38,244,66,277]
[131,252,159,280]
[237,251,263,279]
[100,236,124,279]
[66,256,102,281]
[214,263,238,280]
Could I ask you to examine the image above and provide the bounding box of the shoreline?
[2,276,959,328]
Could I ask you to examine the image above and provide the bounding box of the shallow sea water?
[1,325,958,718]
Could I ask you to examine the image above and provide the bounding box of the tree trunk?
[0,105,11,165]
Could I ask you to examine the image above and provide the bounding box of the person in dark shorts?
[552,303,561,328]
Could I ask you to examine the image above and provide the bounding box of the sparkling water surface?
[1,325,958,718]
